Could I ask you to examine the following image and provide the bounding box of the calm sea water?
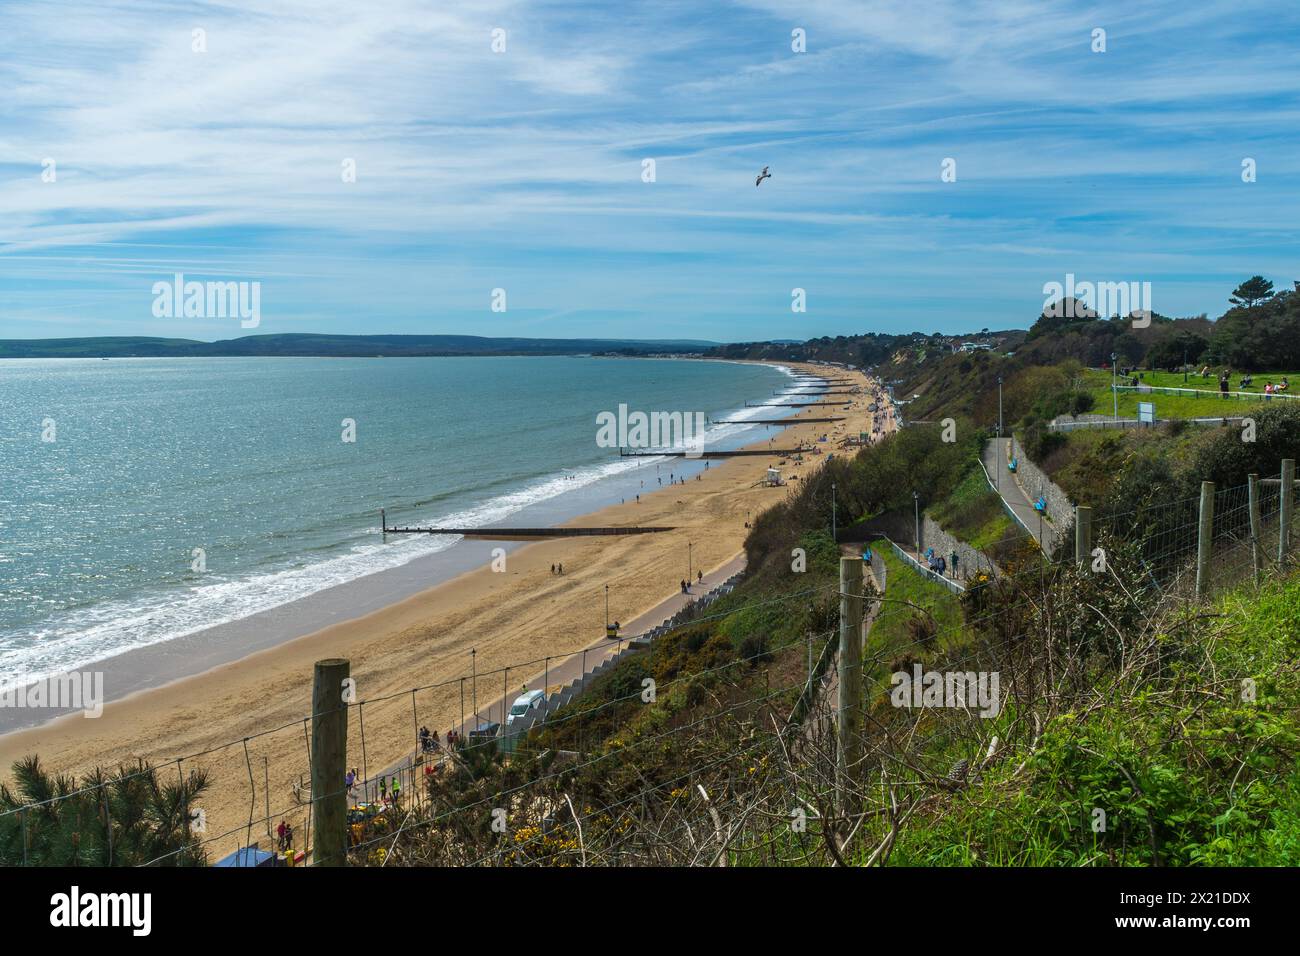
[0,356,796,690]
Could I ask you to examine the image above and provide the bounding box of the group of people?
[418,725,441,753]
[679,570,703,594]
[275,819,295,852]
[345,765,402,806]
[550,563,565,575]
[924,547,960,579]
[1215,370,1290,397]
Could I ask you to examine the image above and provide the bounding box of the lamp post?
[832,482,837,542]
[997,376,1003,437]
[913,490,921,558]
[1111,351,1119,421]
[996,376,1003,492]
[604,584,609,629]
[687,542,693,585]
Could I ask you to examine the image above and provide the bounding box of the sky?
[0,0,1297,343]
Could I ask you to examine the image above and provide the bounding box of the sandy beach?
[0,362,887,859]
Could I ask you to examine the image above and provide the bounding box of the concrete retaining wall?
[919,515,999,582]
[1010,436,1072,552]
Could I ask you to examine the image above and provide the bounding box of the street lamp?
[997,376,1003,437]
[687,542,693,585]
[832,482,837,542]
[913,490,921,557]
[604,584,609,629]
[996,376,1003,491]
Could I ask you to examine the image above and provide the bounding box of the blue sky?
[0,0,1297,342]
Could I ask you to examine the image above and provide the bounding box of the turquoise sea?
[0,356,799,690]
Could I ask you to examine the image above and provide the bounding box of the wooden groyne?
[748,401,851,408]
[382,524,675,539]
[715,416,845,425]
[618,448,805,458]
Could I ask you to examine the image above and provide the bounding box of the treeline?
[1023,276,1300,372]
[711,330,1024,370]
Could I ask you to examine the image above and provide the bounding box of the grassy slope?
[929,464,1018,551]
[880,572,1300,866]
[866,539,967,696]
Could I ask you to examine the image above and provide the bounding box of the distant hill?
[0,333,719,359]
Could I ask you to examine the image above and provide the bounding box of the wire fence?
[1,465,1296,867]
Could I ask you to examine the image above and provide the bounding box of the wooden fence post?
[1074,505,1092,566]
[836,558,865,815]
[1196,482,1215,599]
[311,658,350,866]
[1248,474,1261,585]
[1280,459,1295,566]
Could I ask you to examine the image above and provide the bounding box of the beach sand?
[0,362,891,860]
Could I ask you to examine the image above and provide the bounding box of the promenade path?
[354,553,747,802]
[980,437,1057,557]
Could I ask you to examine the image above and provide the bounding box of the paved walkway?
[981,437,1056,556]
[353,553,749,803]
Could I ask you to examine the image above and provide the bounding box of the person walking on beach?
[950,551,959,580]
[550,563,555,574]
[697,570,703,585]
[557,563,563,575]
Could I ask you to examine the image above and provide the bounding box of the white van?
[507,689,546,725]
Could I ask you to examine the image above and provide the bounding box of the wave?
[0,364,803,692]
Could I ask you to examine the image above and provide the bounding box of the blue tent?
[214,845,278,867]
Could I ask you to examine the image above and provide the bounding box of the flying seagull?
[755,166,771,187]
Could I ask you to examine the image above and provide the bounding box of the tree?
[0,756,209,866]
[1229,276,1275,308]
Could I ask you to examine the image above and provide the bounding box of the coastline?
[0,361,884,857]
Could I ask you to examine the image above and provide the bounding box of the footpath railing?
[1049,416,1251,432]
[1113,383,1300,402]
[976,449,1039,543]
[880,535,966,595]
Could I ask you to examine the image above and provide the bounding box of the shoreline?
[0,354,795,700]
[0,361,883,857]
[0,357,801,730]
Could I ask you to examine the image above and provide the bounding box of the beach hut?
[765,467,783,487]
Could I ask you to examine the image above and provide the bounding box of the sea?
[0,355,804,692]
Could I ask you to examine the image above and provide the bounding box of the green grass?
[1080,369,1294,420]
[928,464,1017,551]
[878,570,1300,866]
[866,538,967,698]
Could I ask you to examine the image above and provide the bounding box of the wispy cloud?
[0,0,1297,340]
